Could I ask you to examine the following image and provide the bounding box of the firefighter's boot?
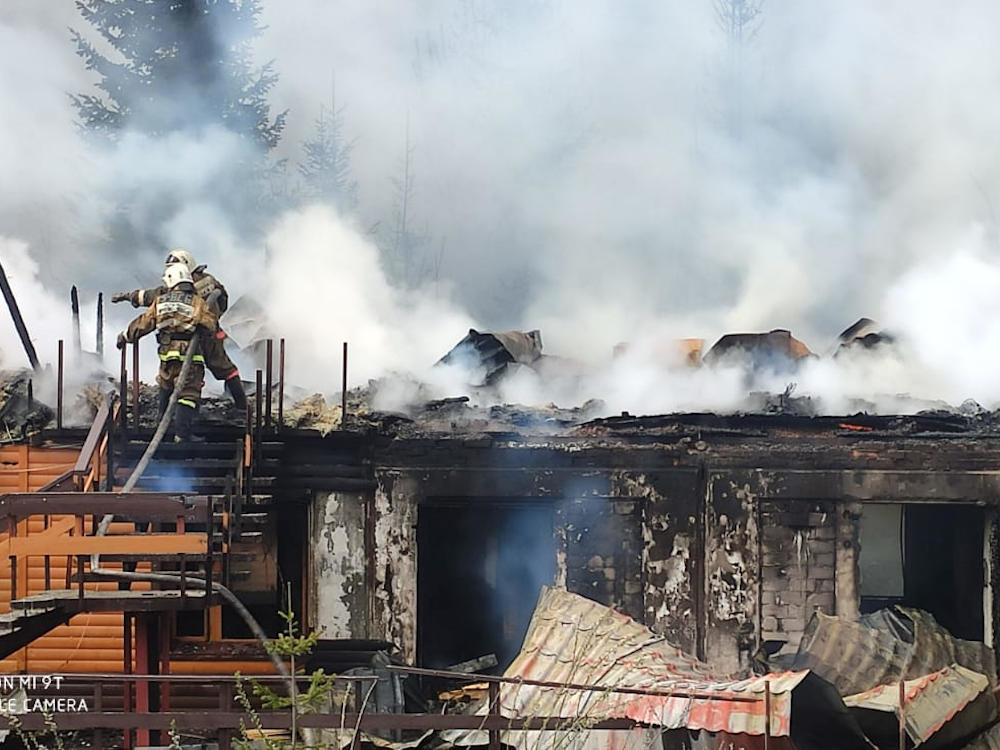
[225,376,248,410]
[173,401,197,443]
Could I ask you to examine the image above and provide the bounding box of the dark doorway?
[859,503,984,640]
[417,500,556,670]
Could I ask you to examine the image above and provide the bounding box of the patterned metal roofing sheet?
[844,665,989,745]
[792,608,998,697]
[497,587,803,736]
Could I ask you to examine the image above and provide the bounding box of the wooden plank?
[7,534,207,557]
[0,494,211,522]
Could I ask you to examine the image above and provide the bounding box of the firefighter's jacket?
[123,283,219,366]
[130,267,229,316]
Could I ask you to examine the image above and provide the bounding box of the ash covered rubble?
[302,317,1000,439]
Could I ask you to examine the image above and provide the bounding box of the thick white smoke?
[4,2,1000,418]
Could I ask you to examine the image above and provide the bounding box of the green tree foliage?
[299,99,359,213]
[71,0,286,148]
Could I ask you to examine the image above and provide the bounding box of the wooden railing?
[37,392,119,493]
[0,493,214,606]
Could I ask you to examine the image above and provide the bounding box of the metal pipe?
[57,340,64,429]
[341,342,348,424]
[97,292,104,357]
[0,257,40,372]
[278,338,285,430]
[265,339,273,428]
[132,340,140,429]
[71,285,81,357]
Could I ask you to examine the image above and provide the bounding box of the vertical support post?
[179,553,187,603]
[899,679,906,750]
[71,285,81,357]
[27,380,32,410]
[254,369,263,446]
[159,612,171,714]
[106,396,115,491]
[120,347,128,431]
[488,680,501,750]
[43,515,51,590]
[205,498,214,609]
[123,614,133,750]
[8,556,16,602]
[341,342,348,424]
[57,340,64,429]
[764,679,771,750]
[77,556,85,601]
[93,682,104,750]
[218,683,233,750]
[132,340,140,429]
[134,614,151,749]
[265,339,273,428]
[96,292,104,357]
[278,338,285,431]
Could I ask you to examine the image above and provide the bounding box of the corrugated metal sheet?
[495,587,802,737]
[844,665,988,745]
[445,587,818,750]
[792,608,998,696]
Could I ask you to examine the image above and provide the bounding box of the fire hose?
[90,339,290,679]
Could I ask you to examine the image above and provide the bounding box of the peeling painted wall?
[371,471,418,663]
[704,478,759,673]
[308,490,368,638]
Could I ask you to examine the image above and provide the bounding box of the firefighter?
[116,262,218,442]
[112,248,247,410]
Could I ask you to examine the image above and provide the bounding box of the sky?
[2,1,1000,414]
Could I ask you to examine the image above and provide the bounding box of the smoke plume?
[3,1,1000,416]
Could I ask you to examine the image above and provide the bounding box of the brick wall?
[558,498,644,620]
[760,500,837,651]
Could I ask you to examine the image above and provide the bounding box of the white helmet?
[163,262,193,289]
[164,248,196,272]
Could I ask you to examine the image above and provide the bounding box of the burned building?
[1,314,999,748]
[316,406,1000,675]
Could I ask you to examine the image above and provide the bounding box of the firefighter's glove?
[111,292,131,304]
[116,333,127,350]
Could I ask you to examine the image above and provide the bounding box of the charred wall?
[302,427,1000,670]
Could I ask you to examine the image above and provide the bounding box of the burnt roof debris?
[444,587,873,750]
[834,317,896,357]
[703,328,815,374]
[436,329,543,386]
[785,607,999,748]
[0,371,52,443]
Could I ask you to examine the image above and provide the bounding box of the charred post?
[119,348,127,432]
[278,338,285,430]
[96,292,104,356]
[255,369,263,447]
[57,340,64,429]
[342,341,348,423]
[71,285,81,357]
[132,341,140,430]
[265,339,273,428]
[0,257,41,372]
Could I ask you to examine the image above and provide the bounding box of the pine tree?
[71,0,286,148]
[298,85,359,213]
